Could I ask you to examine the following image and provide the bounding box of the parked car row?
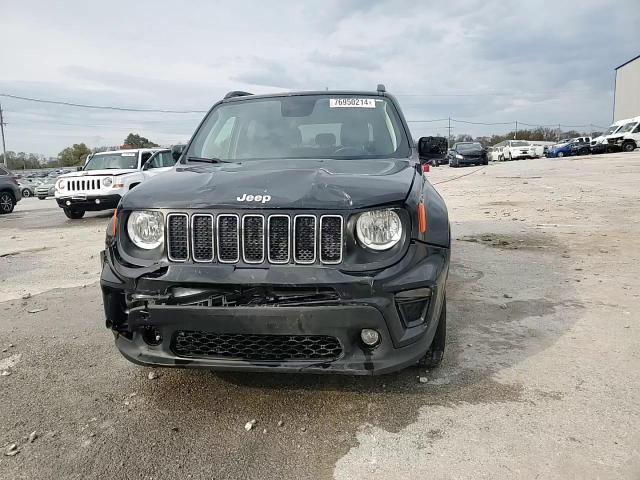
[17,172,61,199]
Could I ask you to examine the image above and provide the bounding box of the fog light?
[95,198,101,204]
[142,327,162,346]
[360,328,380,347]
[66,200,71,206]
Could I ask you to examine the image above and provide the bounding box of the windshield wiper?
[186,156,236,164]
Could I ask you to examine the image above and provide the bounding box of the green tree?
[1,150,44,170]
[122,133,158,148]
[58,143,91,167]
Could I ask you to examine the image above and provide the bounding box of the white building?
[614,54,640,121]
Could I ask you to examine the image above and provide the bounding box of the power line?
[396,88,595,98]
[406,118,449,123]
[451,118,513,126]
[518,121,561,127]
[0,93,208,114]
[0,92,609,140]
[397,93,510,97]
[11,119,194,129]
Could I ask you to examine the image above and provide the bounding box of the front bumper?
[100,242,449,375]
[458,156,485,164]
[56,194,121,211]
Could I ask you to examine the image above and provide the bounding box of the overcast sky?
[1,0,639,156]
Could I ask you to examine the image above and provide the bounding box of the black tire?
[63,208,85,219]
[622,141,636,153]
[22,188,31,197]
[0,192,15,214]
[38,196,46,200]
[483,159,488,165]
[417,297,446,368]
[557,151,564,158]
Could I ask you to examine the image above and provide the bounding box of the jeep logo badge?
[236,193,271,204]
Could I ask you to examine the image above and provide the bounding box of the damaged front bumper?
[100,242,449,375]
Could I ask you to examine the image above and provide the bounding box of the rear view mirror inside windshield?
[281,97,317,117]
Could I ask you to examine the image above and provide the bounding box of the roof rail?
[377,84,386,93]
[224,91,253,99]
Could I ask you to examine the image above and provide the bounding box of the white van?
[611,116,640,152]
[591,119,629,153]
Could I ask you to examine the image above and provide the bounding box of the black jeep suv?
[100,86,451,375]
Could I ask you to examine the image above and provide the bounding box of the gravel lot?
[1,153,639,479]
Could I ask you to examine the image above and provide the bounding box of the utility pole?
[0,103,7,167]
[514,121,518,140]
[447,117,452,149]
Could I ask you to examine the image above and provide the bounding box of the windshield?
[456,143,482,152]
[618,122,637,133]
[511,141,529,147]
[84,153,138,170]
[603,125,620,135]
[186,95,410,162]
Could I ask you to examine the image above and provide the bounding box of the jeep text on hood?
[100,88,451,375]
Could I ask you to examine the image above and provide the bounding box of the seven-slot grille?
[67,178,102,191]
[166,213,343,265]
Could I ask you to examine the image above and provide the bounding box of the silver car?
[35,178,57,200]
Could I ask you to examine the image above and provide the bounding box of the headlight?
[455,154,464,160]
[127,211,164,250]
[57,179,66,190]
[102,177,113,187]
[356,209,402,251]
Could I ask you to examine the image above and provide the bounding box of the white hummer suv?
[55,148,176,219]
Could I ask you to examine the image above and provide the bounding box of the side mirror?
[418,136,448,164]
[76,166,83,171]
[171,144,186,162]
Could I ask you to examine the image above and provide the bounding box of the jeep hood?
[121,158,416,210]
[61,169,138,178]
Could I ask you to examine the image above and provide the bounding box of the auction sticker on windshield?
[330,98,376,108]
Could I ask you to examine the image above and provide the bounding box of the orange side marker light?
[418,201,427,233]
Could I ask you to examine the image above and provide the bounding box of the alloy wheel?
[0,193,14,213]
